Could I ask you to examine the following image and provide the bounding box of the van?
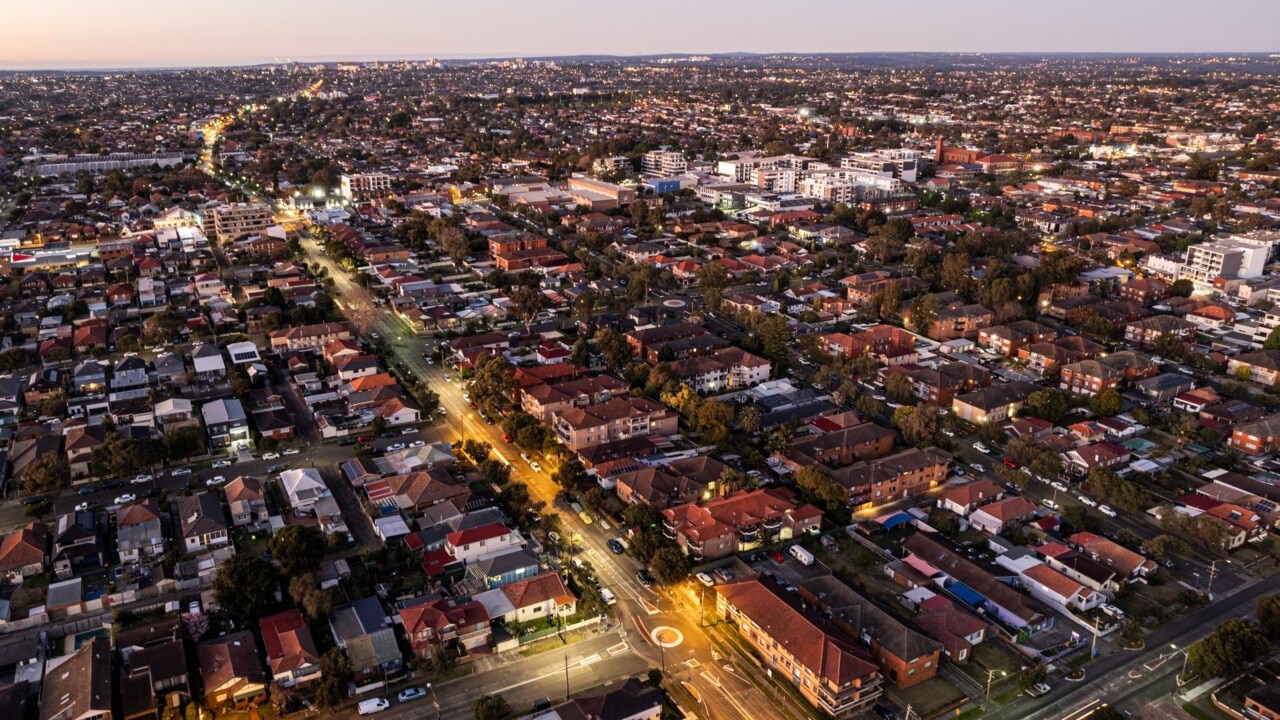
[358,698,390,715]
[599,588,616,605]
[789,545,815,566]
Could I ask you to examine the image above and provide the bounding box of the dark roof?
[40,635,112,720]
[553,678,664,720]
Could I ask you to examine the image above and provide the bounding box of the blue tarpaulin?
[948,582,985,607]
[877,512,914,530]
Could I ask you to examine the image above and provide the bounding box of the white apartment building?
[752,167,797,194]
[208,203,274,241]
[1180,236,1275,288]
[593,156,631,174]
[339,172,392,199]
[716,153,817,182]
[840,149,920,184]
[642,150,687,176]
[798,171,903,203]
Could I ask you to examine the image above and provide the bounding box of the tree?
[552,457,588,489]
[472,695,511,720]
[1026,389,1069,424]
[1169,279,1194,298]
[737,405,762,434]
[697,263,731,310]
[884,374,914,404]
[1257,594,1280,638]
[1264,326,1280,351]
[509,286,548,334]
[438,226,470,264]
[1089,388,1123,417]
[288,573,333,620]
[1187,619,1269,679]
[622,503,662,532]
[269,525,328,577]
[20,454,70,495]
[213,555,278,626]
[692,399,735,445]
[1063,506,1102,533]
[468,354,517,415]
[893,405,938,448]
[571,337,591,367]
[650,546,691,585]
[760,315,791,375]
[313,647,354,711]
[854,394,884,419]
[1142,534,1188,562]
[794,465,847,513]
[908,294,939,334]
[370,415,388,438]
[162,426,204,462]
[594,328,633,371]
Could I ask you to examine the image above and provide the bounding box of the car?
[237,441,247,450]
[212,460,233,469]
[1101,604,1124,618]
[462,393,471,402]
[953,467,966,477]
[770,550,786,563]
[1004,482,1020,493]
[171,468,192,476]
[206,476,226,486]
[101,480,123,490]
[396,688,426,703]
[401,427,416,436]
[1003,458,1018,469]
[131,474,154,484]
[370,332,381,340]
[970,463,986,473]
[1026,683,1051,697]
[973,442,990,454]
[1098,504,1118,518]
[21,495,47,506]
[410,440,424,448]
[386,443,406,452]
[381,431,398,439]
[873,703,898,720]
[941,428,956,437]
[1019,466,1033,476]
[339,438,356,446]
[1052,481,1070,493]
[261,452,280,460]
[635,569,656,587]
[502,433,512,443]
[114,493,137,505]
[529,461,543,473]
[714,567,736,582]
[357,436,373,443]
[607,539,625,554]
[74,502,93,512]
[695,572,715,587]
[77,486,96,496]
[548,531,561,545]
[444,375,452,382]
[357,698,390,716]
[1077,495,1098,508]
[282,448,301,456]
[1042,498,1060,511]
[188,600,201,615]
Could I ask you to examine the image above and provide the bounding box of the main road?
[294,229,808,720]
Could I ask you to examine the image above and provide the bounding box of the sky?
[3,0,1279,70]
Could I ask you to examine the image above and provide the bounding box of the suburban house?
[116,501,164,563]
[174,493,229,555]
[1230,415,1280,455]
[197,631,267,708]
[398,595,491,660]
[201,398,249,449]
[473,572,577,625]
[913,598,990,664]
[259,609,322,688]
[223,476,269,528]
[0,521,48,581]
[280,468,329,512]
[968,497,1038,535]
[444,523,524,565]
[328,597,402,685]
[1226,349,1280,386]
[662,488,823,561]
[936,480,1003,518]
[1067,532,1158,578]
[40,636,113,720]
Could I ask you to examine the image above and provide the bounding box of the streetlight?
[986,669,1006,697]
[656,629,669,678]
[425,682,442,719]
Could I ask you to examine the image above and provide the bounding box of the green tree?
[1264,326,1280,351]
[893,405,938,448]
[1026,389,1069,424]
[760,314,791,376]
[552,457,588,489]
[1063,505,1102,533]
[1257,594,1280,637]
[622,503,662,531]
[1141,534,1188,562]
[162,426,204,462]
[438,226,471,264]
[471,695,511,720]
[509,285,548,334]
[908,294,939,335]
[313,647,354,711]
[1169,279,1194,298]
[650,546,691,585]
[269,525,328,577]
[571,337,590,367]
[692,399,735,445]
[884,373,914,404]
[468,354,517,415]
[794,465,847,513]
[1089,388,1123,417]
[1187,619,1269,679]
[212,555,279,626]
[737,405,762,434]
[594,328,633,371]
[21,454,70,495]
[370,415,388,438]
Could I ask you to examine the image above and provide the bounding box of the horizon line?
[3,49,1280,73]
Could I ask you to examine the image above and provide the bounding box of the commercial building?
[642,150,687,176]
[339,172,392,199]
[1179,234,1277,289]
[207,203,274,241]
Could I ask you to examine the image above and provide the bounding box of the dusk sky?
[4,0,1279,70]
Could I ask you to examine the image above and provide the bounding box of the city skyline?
[3,0,1280,70]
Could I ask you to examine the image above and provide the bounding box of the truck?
[357,698,390,715]
[789,545,815,566]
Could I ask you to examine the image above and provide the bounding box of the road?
[293,229,804,719]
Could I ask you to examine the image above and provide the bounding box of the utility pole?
[564,654,570,701]
[1206,558,1227,600]
[1091,615,1101,658]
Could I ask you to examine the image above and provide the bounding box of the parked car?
[396,688,426,703]
[282,448,301,456]
[695,572,715,587]
[114,493,137,505]
[607,539,625,555]
[1098,504,1117,517]
[357,698,390,716]
[941,429,956,438]
[171,468,192,476]
[21,495,46,506]
[131,474,154,485]
[529,461,543,473]
[1003,458,1018,469]
[261,452,281,460]
[206,476,226,486]
[873,703,898,719]
[973,442,991,454]
[713,567,736,582]
[188,600,201,614]
[1026,683,1051,697]
[77,486,96,495]
[410,440,424,448]
[1077,495,1097,508]
[1052,481,1070,492]
[400,427,416,436]
[635,569,656,587]
[971,463,986,474]
[386,443,406,452]
[74,502,93,512]
[1102,604,1125,618]
[1042,498,1060,511]
[212,460,233,469]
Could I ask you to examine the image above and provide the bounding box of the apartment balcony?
[761,517,783,531]
[738,527,759,543]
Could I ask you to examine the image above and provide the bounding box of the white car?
[529,461,543,473]
[114,493,137,505]
[462,393,471,402]
[1098,504,1118,518]
[1052,481,1070,492]
[1077,494,1097,508]
[282,448,301,456]
[1042,498,1060,511]
[410,440,424,448]
[444,375,452,383]
[74,502,93,512]
[401,427,417,435]
[237,441,248,450]
[171,468,192,476]
[206,476,226,486]
[261,452,281,460]
[695,572,715,587]
[386,443,406,452]
[941,429,956,437]
[131,474,154,484]
[212,460,233,469]
[1101,604,1125,618]
[973,442,990,454]
[971,463,986,474]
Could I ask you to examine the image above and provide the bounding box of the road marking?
[607,642,629,656]
[700,670,721,688]
[577,653,601,667]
